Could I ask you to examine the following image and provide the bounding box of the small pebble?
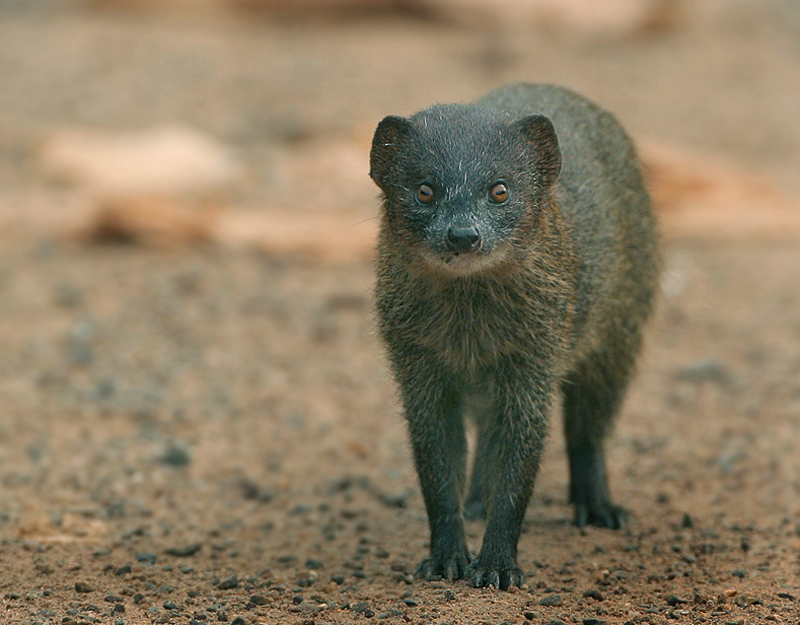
[675,359,729,384]
[217,575,239,590]
[165,543,202,557]
[160,440,191,466]
[380,491,410,508]
[374,547,390,558]
[740,537,751,552]
[538,595,563,607]
[74,582,93,594]
[53,283,84,309]
[352,601,370,614]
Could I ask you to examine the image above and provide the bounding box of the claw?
[416,549,472,582]
[470,558,525,590]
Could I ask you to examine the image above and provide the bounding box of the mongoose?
[370,83,659,590]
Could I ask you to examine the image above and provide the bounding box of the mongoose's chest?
[377,272,574,374]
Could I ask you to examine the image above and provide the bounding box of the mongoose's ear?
[370,115,414,189]
[514,114,562,188]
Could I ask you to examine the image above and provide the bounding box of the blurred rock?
[75,197,220,249]
[429,0,684,34]
[87,0,437,19]
[66,136,800,260]
[18,512,109,545]
[41,125,241,196]
[231,0,434,18]
[675,359,730,384]
[640,141,800,240]
[160,439,192,467]
[217,207,376,263]
[81,0,683,35]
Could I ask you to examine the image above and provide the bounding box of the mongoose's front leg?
[398,358,471,581]
[470,360,551,590]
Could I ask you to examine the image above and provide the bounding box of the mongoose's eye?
[489,182,509,204]
[416,183,435,205]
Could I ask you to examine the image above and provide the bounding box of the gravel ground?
[1,2,799,624]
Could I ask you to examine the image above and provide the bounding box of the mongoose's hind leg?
[463,392,495,520]
[463,431,488,520]
[561,357,632,529]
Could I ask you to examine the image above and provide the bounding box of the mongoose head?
[370,104,561,276]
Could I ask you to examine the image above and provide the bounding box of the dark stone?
[217,575,239,590]
[165,543,202,557]
[136,552,157,564]
[74,582,93,593]
[352,601,370,614]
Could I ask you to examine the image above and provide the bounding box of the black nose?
[447,227,481,254]
[446,226,481,254]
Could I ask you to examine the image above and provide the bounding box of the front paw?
[415,547,472,582]
[470,553,524,590]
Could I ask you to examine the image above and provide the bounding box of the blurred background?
[0,0,799,247]
[0,0,799,622]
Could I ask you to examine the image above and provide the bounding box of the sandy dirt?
[1,2,799,624]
